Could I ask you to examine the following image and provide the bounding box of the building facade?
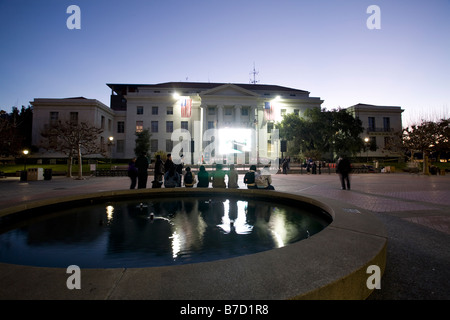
[347,103,404,159]
[30,83,404,164]
[107,82,323,164]
[31,97,115,158]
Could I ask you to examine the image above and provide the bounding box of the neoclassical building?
[31,82,403,163]
[347,103,404,158]
[106,82,323,164]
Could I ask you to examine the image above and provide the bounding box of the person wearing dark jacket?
[196,165,209,188]
[164,166,179,188]
[135,152,149,189]
[244,165,257,189]
[127,158,138,189]
[152,154,164,188]
[336,156,351,190]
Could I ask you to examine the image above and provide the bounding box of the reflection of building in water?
[216,199,301,248]
[170,200,206,259]
[218,200,253,234]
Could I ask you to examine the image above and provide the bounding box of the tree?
[0,106,33,157]
[134,128,151,157]
[40,120,104,179]
[403,118,450,174]
[277,108,364,160]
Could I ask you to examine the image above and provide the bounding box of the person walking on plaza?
[336,156,351,190]
[196,165,209,188]
[135,152,149,189]
[281,158,288,174]
[127,157,138,189]
[227,164,239,188]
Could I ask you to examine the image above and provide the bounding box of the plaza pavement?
[0,171,449,300]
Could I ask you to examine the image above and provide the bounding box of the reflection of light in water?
[106,205,114,222]
[235,201,253,234]
[218,200,253,234]
[219,200,231,233]
[170,231,181,259]
[169,201,206,259]
[268,210,287,248]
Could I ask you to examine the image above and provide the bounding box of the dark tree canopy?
[277,107,364,160]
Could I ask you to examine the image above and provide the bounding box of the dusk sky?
[1,0,449,126]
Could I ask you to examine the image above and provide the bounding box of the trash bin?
[20,170,27,182]
[44,168,52,180]
[27,168,44,181]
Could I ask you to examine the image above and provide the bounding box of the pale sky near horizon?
[0,0,449,126]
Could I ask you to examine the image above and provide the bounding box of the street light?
[21,149,29,181]
[364,137,370,163]
[108,136,114,165]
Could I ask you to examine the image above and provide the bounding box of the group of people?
[128,152,351,190]
[127,154,275,190]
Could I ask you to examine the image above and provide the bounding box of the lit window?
[136,121,143,133]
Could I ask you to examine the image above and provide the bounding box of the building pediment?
[200,84,260,98]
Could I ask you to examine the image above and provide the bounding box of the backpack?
[185,171,193,184]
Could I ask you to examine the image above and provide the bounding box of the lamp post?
[21,149,29,181]
[108,136,114,165]
[364,137,370,163]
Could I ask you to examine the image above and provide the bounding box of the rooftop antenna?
[249,62,259,84]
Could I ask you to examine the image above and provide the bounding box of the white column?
[217,104,223,128]
[200,104,207,151]
[234,105,241,125]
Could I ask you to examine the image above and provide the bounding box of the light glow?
[218,128,252,155]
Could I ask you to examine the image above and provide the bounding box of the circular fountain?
[0,188,387,300]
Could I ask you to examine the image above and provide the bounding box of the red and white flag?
[264,102,274,121]
[181,98,192,118]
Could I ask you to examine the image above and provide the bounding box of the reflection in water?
[218,200,253,235]
[106,205,114,223]
[0,197,331,268]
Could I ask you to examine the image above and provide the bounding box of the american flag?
[264,102,274,121]
[181,98,192,118]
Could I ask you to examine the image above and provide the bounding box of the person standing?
[127,158,138,189]
[135,152,149,189]
[336,156,351,190]
[282,158,288,174]
[164,153,175,173]
[153,154,164,188]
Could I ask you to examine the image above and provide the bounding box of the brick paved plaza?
[0,172,449,299]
